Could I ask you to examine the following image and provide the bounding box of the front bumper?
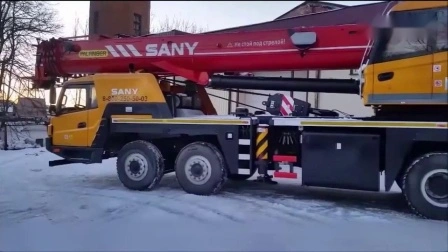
[45,137,104,167]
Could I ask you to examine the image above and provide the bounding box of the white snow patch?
[0,124,46,150]
[1,148,447,251]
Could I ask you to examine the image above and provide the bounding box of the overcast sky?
[52,1,380,37]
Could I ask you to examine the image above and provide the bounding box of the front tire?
[116,140,165,191]
[402,152,448,221]
[175,142,227,195]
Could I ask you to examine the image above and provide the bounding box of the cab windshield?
[369,7,447,64]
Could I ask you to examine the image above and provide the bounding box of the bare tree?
[72,13,89,37]
[0,1,61,150]
[150,11,208,34]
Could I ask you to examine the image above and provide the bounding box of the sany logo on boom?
[104,42,199,57]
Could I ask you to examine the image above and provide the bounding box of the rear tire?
[116,140,165,191]
[402,152,448,221]
[175,142,227,195]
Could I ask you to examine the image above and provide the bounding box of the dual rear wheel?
[116,140,227,195]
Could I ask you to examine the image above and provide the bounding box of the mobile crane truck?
[32,1,447,220]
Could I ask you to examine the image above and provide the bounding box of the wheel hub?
[124,153,149,181]
[129,160,142,175]
[191,163,204,177]
[421,169,448,208]
[185,155,212,185]
[425,173,448,199]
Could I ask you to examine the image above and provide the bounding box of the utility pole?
[1,119,7,150]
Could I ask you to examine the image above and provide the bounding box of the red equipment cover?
[33,24,369,89]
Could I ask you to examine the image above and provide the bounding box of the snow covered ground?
[1,148,447,251]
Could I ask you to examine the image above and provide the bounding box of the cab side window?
[59,86,88,115]
[58,83,97,115]
[90,86,98,109]
[378,7,442,62]
[435,9,447,51]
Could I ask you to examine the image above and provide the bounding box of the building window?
[133,13,142,36]
[93,11,99,34]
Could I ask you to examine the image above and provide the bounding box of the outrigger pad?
[254,175,278,185]
[49,159,78,167]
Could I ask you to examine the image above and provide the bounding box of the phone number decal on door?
[102,95,149,102]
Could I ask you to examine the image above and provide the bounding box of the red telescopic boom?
[32,24,370,89]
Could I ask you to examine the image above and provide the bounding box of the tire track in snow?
[154,194,243,222]
[47,178,378,223]
[68,181,245,222]
[227,192,406,222]
[95,188,244,223]
[2,188,202,222]
[10,187,242,223]
[223,192,330,224]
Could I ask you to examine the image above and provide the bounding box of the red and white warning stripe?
[280,95,294,116]
[105,44,142,57]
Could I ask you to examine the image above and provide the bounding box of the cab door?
[370,7,437,104]
[52,84,90,147]
[371,29,433,104]
[432,8,448,103]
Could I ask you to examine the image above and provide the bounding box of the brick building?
[275,1,347,20]
[89,1,151,36]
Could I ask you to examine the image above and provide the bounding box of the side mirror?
[49,104,57,116]
[49,85,56,104]
[372,14,390,28]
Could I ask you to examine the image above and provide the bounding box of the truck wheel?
[402,152,448,221]
[116,140,165,191]
[175,142,227,195]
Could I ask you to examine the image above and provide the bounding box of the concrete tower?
[89,1,150,36]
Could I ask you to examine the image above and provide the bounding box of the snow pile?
[0,124,46,150]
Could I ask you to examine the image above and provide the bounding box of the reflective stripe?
[111,118,251,125]
[238,169,251,175]
[368,93,448,104]
[272,117,447,129]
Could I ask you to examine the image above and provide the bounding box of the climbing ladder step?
[273,155,297,163]
[274,171,298,179]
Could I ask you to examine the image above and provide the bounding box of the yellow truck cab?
[362,1,447,119]
[48,73,169,148]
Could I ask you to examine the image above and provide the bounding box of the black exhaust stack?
[209,75,360,94]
